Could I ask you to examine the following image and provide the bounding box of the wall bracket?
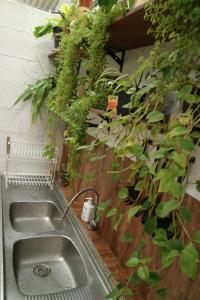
[106,47,125,72]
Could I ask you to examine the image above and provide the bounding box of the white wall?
[107,45,154,74]
[0,0,64,173]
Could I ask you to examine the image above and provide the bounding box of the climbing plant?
[81,0,200,298]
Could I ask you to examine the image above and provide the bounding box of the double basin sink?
[11,202,87,296]
[1,185,112,300]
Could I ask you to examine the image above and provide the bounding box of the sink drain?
[33,264,51,277]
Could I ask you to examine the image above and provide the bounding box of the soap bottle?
[81,197,95,223]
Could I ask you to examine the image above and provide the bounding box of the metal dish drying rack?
[4,137,58,190]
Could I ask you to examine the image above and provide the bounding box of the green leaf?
[15,87,33,104]
[129,272,140,287]
[156,288,168,298]
[148,272,161,286]
[128,205,142,223]
[123,232,133,244]
[126,257,140,267]
[32,83,47,122]
[135,180,146,191]
[191,130,200,139]
[170,181,183,198]
[193,230,200,243]
[196,180,200,192]
[178,138,195,151]
[167,239,183,252]
[33,23,53,38]
[156,199,180,218]
[15,77,53,122]
[111,162,120,171]
[180,242,199,278]
[111,173,120,182]
[131,250,140,259]
[105,286,121,299]
[118,187,128,200]
[144,216,157,234]
[129,144,143,157]
[178,84,193,100]
[168,162,185,178]
[169,126,189,137]
[113,213,123,231]
[168,151,187,168]
[162,65,173,81]
[153,229,168,247]
[137,266,149,282]
[121,287,134,297]
[157,170,172,192]
[98,0,118,11]
[147,111,165,123]
[141,199,151,210]
[161,249,179,269]
[127,0,134,9]
[97,199,111,212]
[139,239,146,251]
[151,125,161,137]
[106,207,117,217]
[180,207,192,223]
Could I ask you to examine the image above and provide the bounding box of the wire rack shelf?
[4,137,58,190]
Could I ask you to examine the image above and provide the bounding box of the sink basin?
[13,236,87,296]
[10,202,64,233]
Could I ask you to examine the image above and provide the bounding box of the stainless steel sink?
[1,183,114,300]
[13,236,87,296]
[10,202,63,233]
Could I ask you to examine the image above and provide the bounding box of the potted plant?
[33,3,73,49]
[53,26,63,48]
[79,0,93,9]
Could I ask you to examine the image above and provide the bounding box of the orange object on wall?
[107,95,118,114]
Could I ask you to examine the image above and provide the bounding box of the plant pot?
[53,26,63,34]
[53,34,61,48]
[53,26,63,49]
[117,91,131,116]
[79,0,93,8]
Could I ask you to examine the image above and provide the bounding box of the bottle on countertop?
[81,197,95,223]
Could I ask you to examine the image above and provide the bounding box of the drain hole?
[33,264,51,277]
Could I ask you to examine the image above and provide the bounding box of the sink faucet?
[60,187,99,230]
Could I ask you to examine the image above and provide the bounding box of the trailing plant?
[47,13,88,116]
[15,76,55,122]
[82,0,200,298]
[46,2,125,178]
[63,92,108,177]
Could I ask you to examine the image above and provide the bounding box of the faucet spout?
[60,187,99,230]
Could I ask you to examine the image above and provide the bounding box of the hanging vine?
[81,0,200,299]
[46,3,125,178]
